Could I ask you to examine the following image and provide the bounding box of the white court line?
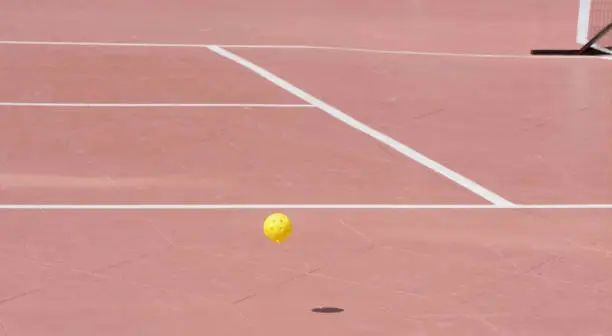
[0,203,610,210]
[221,44,612,61]
[0,102,314,108]
[208,45,514,206]
[0,40,609,60]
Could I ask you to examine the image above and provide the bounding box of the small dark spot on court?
[311,306,344,313]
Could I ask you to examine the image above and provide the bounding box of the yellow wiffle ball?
[263,213,293,243]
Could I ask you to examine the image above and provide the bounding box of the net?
[577,0,612,54]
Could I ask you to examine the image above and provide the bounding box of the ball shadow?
[311,306,344,313]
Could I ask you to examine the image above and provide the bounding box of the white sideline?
[207,45,514,206]
[0,203,610,210]
[0,102,314,108]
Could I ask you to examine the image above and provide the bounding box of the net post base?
[529,47,608,56]
[531,22,612,56]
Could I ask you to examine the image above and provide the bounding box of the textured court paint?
[0,102,314,108]
[0,40,610,60]
[207,45,514,206]
[0,203,610,210]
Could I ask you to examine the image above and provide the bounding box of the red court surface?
[235,48,612,204]
[2,0,612,335]
[0,209,611,335]
[2,0,579,54]
[0,45,302,104]
[0,106,484,204]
